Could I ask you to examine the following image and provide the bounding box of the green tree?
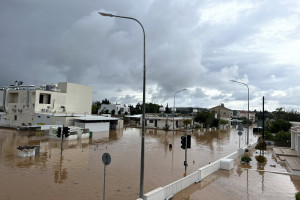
[265,118,291,142]
[194,110,216,128]
[183,119,192,129]
[91,101,101,114]
[165,103,171,114]
[101,98,110,104]
[111,109,116,116]
[268,119,291,133]
[145,103,160,113]
[255,137,267,156]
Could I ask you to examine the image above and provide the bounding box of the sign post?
[102,153,111,200]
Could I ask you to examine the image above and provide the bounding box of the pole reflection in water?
[54,155,68,183]
[0,126,263,200]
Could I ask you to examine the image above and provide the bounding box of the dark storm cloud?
[1,0,300,110]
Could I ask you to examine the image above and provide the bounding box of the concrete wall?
[34,113,52,125]
[140,142,256,200]
[74,121,110,132]
[35,90,67,113]
[140,117,190,130]
[59,82,92,114]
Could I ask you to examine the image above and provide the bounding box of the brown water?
[0,127,266,200]
[173,148,300,200]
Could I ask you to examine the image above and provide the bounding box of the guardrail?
[139,142,256,200]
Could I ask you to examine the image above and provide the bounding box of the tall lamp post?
[99,12,146,198]
[230,80,249,146]
[173,89,187,134]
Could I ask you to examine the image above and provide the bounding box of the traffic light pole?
[60,126,64,155]
[184,129,188,171]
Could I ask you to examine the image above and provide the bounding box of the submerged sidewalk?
[273,147,300,177]
[172,148,299,200]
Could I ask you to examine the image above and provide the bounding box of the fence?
[139,142,256,200]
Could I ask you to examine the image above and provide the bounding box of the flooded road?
[0,127,263,200]
[173,148,300,200]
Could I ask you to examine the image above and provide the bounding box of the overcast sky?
[1,0,300,111]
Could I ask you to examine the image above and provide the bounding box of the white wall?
[74,121,110,132]
[33,113,52,125]
[141,142,257,200]
[59,82,92,114]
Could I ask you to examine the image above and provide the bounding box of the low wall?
[140,142,256,200]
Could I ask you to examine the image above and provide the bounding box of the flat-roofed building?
[2,82,92,128]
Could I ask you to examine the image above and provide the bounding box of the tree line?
[91,100,171,115]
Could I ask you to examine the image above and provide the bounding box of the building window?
[39,93,51,104]
[8,93,19,103]
[14,115,17,121]
[149,120,153,123]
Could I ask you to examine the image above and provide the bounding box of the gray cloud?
[1,0,300,111]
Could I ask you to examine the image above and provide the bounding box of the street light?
[173,89,187,133]
[99,12,146,198]
[230,80,249,146]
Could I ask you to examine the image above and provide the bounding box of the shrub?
[194,125,201,129]
[255,137,267,156]
[273,131,291,142]
[241,155,252,163]
[296,192,300,200]
[220,119,229,125]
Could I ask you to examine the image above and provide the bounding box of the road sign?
[102,153,111,165]
[237,124,244,131]
[238,131,243,136]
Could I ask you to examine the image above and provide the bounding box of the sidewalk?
[273,147,300,177]
[172,148,298,200]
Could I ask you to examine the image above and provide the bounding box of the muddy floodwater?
[0,126,295,200]
[173,148,300,200]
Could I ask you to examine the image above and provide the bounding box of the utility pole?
[262,96,265,140]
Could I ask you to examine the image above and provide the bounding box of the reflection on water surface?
[0,127,271,200]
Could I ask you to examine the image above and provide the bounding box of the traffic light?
[63,127,70,137]
[57,127,61,138]
[181,136,186,149]
[187,135,191,149]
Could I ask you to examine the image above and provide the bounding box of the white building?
[138,115,193,130]
[98,104,130,115]
[291,126,300,156]
[74,116,123,132]
[1,82,93,128]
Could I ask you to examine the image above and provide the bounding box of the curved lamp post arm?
[173,89,187,132]
[99,12,146,198]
